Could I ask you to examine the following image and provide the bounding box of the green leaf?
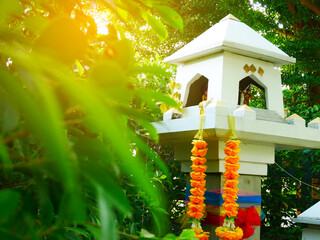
[24,15,48,35]
[0,0,22,22]
[178,229,196,239]
[34,17,87,64]
[102,0,116,10]
[138,118,159,142]
[0,189,20,219]
[0,91,19,132]
[97,185,117,240]
[65,227,91,239]
[115,7,128,21]
[142,12,168,41]
[140,229,155,238]
[0,64,77,193]
[150,207,169,236]
[159,175,167,180]
[60,70,165,230]
[1,104,19,133]
[133,65,172,78]
[162,233,177,240]
[117,104,154,122]
[0,143,11,171]
[36,179,54,227]
[59,192,86,223]
[117,0,141,20]
[0,231,20,240]
[74,136,112,163]
[127,130,169,178]
[107,39,135,71]
[117,105,159,142]
[82,162,131,216]
[89,59,130,100]
[75,59,84,76]
[136,89,178,109]
[85,224,100,240]
[155,6,183,31]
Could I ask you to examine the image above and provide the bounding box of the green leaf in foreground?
[97,185,117,240]
[65,227,91,239]
[0,189,20,219]
[155,6,183,32]
[142,12,168,41]
[178,229,197,240]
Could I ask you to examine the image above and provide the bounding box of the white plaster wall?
[176,51,285,118]
[153,112,320,149]
[175,140,274,164]
[221,52,284,117]
[302,228,320,240]
[217,140,275,164]
[181,160,268,175]
[175,53,224,106]
[175,140,273,175]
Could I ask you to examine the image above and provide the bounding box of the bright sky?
[85,3,110,35]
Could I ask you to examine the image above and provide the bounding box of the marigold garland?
[215,139,243,240]
[193,227,210,240]
[188,139,210,240]
[215,226,243,240]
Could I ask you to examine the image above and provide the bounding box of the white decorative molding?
[163,108,183,121]
[285,113,305,127]
[308,117,320,129]
[233,105,256,120]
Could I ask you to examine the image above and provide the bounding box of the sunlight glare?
[86,4,110,35]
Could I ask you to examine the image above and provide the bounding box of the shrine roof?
[165,14,296,66]
[293,201,320,225]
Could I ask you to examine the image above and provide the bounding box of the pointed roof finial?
[220,14,240,22]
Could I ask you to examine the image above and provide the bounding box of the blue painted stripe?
[186,185,261,206]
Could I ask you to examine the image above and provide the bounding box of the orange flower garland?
[215,139,243,240]
[188,139,210,240]
[216,226,243,240]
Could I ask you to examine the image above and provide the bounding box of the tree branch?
[0,158,44,170]
[300,0,320,16]
[2,131,29,144]
[118,231,139,239]
[274,29,293,38]
[286,1,296,14]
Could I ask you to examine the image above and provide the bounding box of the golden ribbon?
[194,114,205,140]
[228,114,237,140]
[194,100,209,140]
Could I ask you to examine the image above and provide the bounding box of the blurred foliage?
[0,0,193,239]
